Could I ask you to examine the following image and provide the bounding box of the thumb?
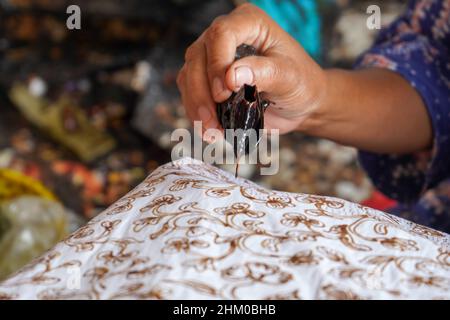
[224,55,284,93]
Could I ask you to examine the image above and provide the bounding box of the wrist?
[297,68,339,136]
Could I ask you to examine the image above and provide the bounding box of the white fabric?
[1,158,449,300]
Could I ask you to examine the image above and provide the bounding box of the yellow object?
[9,84,116,163]
[0,168,56,201]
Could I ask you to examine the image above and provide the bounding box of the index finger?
[204,3,272,102]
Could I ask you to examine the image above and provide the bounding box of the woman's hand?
[177,3,431,154]
[176,3,327,135]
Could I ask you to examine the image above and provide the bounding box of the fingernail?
[198,106,212,126]
[235,66,253,88]
[212,77,224,97]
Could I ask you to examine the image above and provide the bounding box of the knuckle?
[184,46,195,62]
[236,2,260,15]
[176,68,185,87]
[237,2,254,11]
[236,3,265,22]
[211,15,226,25]
[184,39,203,62]
[206,18,228,41]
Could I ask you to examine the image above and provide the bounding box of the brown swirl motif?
[0,157,449,300]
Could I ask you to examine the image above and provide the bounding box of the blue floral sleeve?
[354,0,450,204]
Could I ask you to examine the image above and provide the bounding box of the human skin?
[176,3,432,154]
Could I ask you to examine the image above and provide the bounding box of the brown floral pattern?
[0,158,449,300]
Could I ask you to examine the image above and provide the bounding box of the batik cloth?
[0,158,448,300]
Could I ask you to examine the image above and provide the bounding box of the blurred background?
[0,0,406,279]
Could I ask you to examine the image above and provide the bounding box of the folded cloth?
[0,158,449,300]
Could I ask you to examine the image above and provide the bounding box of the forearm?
[301,68,433,154]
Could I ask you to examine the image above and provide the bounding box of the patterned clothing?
[355,0,450,233]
